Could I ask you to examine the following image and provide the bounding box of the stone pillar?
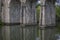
[22,0,37,25]
[39,0,56,40]
[1,0,37,40]
[1,0,11,40]
[21,0,37,40]
[1,0,11,23]
[1,0,22,40]
[0,0,1,17]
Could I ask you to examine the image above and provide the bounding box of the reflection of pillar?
[39,0,56,40]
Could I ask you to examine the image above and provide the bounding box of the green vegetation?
[36,5,40,22]
[56,6,60,17]
[56,6,60,33]
[0,20,3,28]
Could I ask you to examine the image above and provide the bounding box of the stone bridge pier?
[39,0,56,40]
[0,0,37,40]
